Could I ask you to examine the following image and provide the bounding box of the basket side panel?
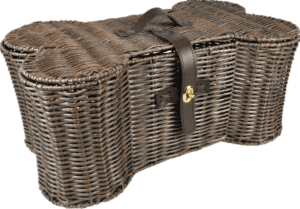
[22,70,133,208]
[127,42,236,172]
[226,40,299,145]
[0,48,36,153]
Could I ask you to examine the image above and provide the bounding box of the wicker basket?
[1,0,299,208]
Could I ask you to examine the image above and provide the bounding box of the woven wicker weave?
[1,0,299,208]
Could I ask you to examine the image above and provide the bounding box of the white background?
[0,1,299,209]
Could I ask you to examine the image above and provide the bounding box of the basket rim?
[17,35,300,89]
[3,13,299,54]
[3,0,300,87]
[173,0,247,14]
[18,36,300,91]
[18,34,235,87]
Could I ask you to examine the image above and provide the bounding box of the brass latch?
[155,79,210,108]
[183,86,195,103]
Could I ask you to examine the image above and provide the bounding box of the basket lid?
[3,0,299,86]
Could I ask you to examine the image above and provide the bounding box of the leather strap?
[152,28,197,134]
[117,8,192,37]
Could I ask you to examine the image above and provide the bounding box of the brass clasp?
[183,86,195,103]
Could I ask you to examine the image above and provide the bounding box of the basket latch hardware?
[155,79,210,108]
[183,86,195,103]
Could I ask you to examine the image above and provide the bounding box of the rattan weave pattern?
[1,45,37,153]
[127,41,236,171]
[1,0,299,208]
[20,67,134,208]
[226,40,299,145]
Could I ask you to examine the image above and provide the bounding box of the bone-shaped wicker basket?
[1,0,299,208]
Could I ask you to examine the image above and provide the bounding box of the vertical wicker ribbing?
[127,41,236,172]
[0,43,36,153]
[20,68,134,207]
[226,39,299,145]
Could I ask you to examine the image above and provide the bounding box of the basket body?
[13,35,237,207]
[1,0,299,208]
[127,40,236,171]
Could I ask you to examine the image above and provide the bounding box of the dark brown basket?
[1,0,299,208]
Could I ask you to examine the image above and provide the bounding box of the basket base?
[34,129,285,208]
[38,139,221,208]
[25,138,35,154]
[40,175,134,209]
[224,129,282,146]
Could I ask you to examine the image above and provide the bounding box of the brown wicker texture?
[127,40,236,172]
[20,67,134,208]
[0,44,37,153]
[226,40,299,145]
[1,0,299,208]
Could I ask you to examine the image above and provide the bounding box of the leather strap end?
[117,7,192,37]
[151,28,197,135]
